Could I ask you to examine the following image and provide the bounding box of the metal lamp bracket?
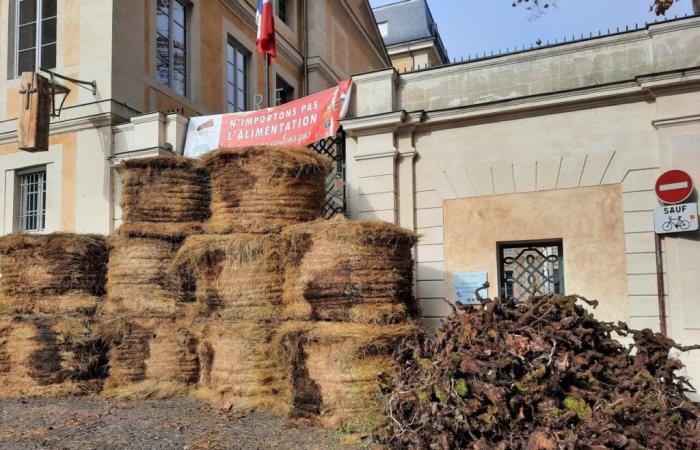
[39,67,97,118]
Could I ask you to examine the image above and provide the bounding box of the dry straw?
[194,320,291,415]
[0,233,108,316]
[103,237,194,317]
[281,217,419,324]
[273,321,419,430]
[201,146,331,234]
[96,316,200,399]
[173,234,287,321]
[0,314,106,397]
[117,156,210,240]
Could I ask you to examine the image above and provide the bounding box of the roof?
[372,0,448,62]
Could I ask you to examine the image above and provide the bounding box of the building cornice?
[306,57,341,86]
[342,110,406,136]
[652,114,700,129]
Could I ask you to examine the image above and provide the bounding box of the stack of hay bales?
[100,156,209,398]
[175,146,331,413]
[0,234,109,396]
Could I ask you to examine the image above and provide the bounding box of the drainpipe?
[302,0,308,96]
[655,234,667,336]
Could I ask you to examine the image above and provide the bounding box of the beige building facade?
[0,0,388,236]
[343,16,700,395]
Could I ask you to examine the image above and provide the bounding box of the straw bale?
[0,233,108,298]
[97,316,199,399]
[117,156,210,240]
[0,292,100,316]
[273,321,418,430]
[195,321,291,415]
[173,234,285,321]
[201,147,331,234]
[281,217,419,324]
[0,314,106,397]
[104,237,193,317]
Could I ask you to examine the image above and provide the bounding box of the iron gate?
[308,130,346,218]
[498,240,564,301]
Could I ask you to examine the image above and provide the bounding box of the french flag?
[256,0,276,61]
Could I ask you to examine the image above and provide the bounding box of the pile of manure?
[273,321,418,431]
[103,237,194,317]
[0,233,108,316]
[0,314,107,397]
[376,295,700,450]
[195,321,291,415]
[172,234,287,321]
[96,316,200,399]
[201,147,331,234]
[117,156,210,240]
[281,217,418,324]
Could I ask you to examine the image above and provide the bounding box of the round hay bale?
[195,321,291,415]
[117,156,210,240]
[0,314,106,398]
[0,233,108,298]
[281,217,419,324]
[97,316,200,399]
[173,234,286,321]
[104,237,193,317]
[273,321,418,430]
[201,147,331,234]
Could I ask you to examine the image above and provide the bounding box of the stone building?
[0,0,389,235]
[343,16,700,395]
[372,0,448,72]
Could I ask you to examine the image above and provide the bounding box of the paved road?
[0,398,362,449]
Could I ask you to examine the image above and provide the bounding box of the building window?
[156,0,187,96]
[226,39,248,113]
[498,240,564,301]
[378,21,388,38]
[275,76,293,106]
[276,0,290,25]
[17,168,47,233]
[13,0,57,77]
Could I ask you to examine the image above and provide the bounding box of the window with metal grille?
[17,168,47,233]
[156,0,187,96]
[275,75,293,106]
[498,240,564,301]
[14,0,57,77]
[226,39,248,112]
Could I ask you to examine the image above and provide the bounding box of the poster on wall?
[183,80,353,158]
[453,272,488,305]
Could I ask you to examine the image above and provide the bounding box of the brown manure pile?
[97,316,200,399]
[273,321,418,430]
[195,321,291,415]
[377,295,700,449]
[173,234,286,321]
[117,156,210,240]
[201,147,331,234]
[0,314,106,397]
[104,237,193,317]
[0,234,108,315]
[282,217,418,324]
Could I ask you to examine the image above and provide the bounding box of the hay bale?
[104,237,193,317]
[273,321,417,430]
[195,321,291,415]
[0,314,106,397]
[173,234,286,321]
[0,233,108,298]
[117,156,210,240]
[201,147,331,234]
[281,217,418,324]
[97,316,200,399]
[0,292,101,316]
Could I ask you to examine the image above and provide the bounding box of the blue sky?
[369,0,696,61]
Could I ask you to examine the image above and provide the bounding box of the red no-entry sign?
[655,170,694,204]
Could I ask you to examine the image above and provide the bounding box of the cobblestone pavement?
[0,398,362,449]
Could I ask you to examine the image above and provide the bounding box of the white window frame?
[156,0,188,96]
[16,166,47,233]
[274,75,294,107]
[13,0,57,78]
[226,38,248,113]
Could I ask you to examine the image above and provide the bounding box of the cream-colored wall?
[443,186,629,323]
